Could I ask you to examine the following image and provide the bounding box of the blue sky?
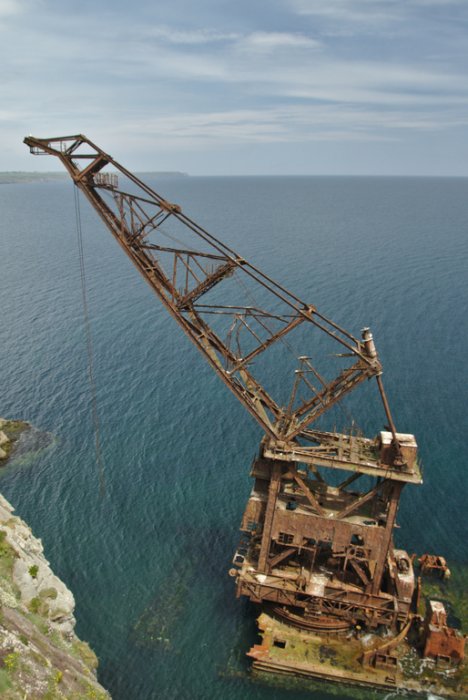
[1,0,468,174]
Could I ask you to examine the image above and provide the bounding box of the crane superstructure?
[24,134,421,645]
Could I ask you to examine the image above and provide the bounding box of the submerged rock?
[0,492,110,699]
[0,418,55,467]
[0,418,50,465]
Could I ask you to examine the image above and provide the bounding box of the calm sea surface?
[1,176,467,699]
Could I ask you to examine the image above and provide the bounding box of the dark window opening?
[273,639,287,649]
[278,532,294,545]
[351,534,364,545]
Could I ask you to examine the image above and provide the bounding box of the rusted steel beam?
[268,546,297,569]
[258,463,283,572]
[263,440,422,483]
[375,373,403,462]
[228,312,306,374]
[76,154,109,181]
[291,470,326,516]
[334,480,389,520]
[284,365,372,439]
[338,472,363,489]
[371,483,404,595]
[237,578,406,626]
[176,259,238,309]
[142,243,227,261]
[349,559,370,587]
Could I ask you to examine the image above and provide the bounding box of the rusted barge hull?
[248,610,466,698]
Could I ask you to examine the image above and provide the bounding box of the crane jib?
[23,134,401,451]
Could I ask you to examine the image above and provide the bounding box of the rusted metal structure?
[419,553,451,579]
[423,601,465,664]
[24,135,464,692]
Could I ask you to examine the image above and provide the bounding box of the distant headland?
[0,171,189,184]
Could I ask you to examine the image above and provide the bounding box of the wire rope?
[74,185,106,497]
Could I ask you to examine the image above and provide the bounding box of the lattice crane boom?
[24,134,399,454]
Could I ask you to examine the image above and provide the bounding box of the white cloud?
[104,103,468,151]
[146,25,239,45]
[238,31,321,52]
[0,0,22,17]
[3,13,467,123]
[288,0,468,36]
[289,0,402,24]
[86,26,464,109]
[141,26,321,52]
[413,0,467,5]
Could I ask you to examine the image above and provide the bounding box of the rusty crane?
[24,134,431,686]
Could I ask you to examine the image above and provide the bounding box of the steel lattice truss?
[24,134,388,446]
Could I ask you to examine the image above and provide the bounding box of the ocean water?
[0,175,467,700]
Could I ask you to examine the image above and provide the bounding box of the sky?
[1,0,468,175]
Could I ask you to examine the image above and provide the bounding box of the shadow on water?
[130,558,194,651]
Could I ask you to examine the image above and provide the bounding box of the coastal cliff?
[0,421,110,698]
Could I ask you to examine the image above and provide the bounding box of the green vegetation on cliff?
[0,490,110,699]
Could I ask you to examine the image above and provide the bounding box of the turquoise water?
[1,176,467,699]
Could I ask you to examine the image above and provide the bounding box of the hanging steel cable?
[73,185,106,496]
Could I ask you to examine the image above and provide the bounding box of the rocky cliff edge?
[0,491,110,699]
